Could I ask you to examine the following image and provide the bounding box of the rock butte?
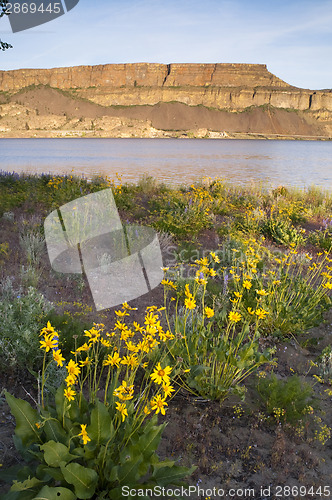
[0,63,331,138]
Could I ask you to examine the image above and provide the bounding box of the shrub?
[1,309,195,499]
[0,280,52,371]
[255,373,318,426]
[261,217,305,246]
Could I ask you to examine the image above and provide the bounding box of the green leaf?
[11,476,42,491]
[40,440,76,467]
[60,463,98,499]
[36,464,64,482]
[150,459,175,470]
[43,416,68,445]
[87,400,114,445]
[33,486,76,500]
[5,392,42,447]
[118,420,165,483]
[152,464,197,486]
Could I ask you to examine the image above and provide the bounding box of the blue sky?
[1,0,331,89]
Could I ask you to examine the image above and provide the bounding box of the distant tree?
[0,0,12,51]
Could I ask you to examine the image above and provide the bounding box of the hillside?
[0,63,331,138]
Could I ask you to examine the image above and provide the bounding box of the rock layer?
[0,63,331,138]
[0,63,289,90]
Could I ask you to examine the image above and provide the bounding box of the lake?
[0,138,331,190]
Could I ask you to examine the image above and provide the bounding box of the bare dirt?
[0,86,330,140]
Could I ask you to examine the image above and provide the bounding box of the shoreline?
[0,130,331,140]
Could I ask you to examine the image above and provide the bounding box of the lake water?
[0,138,331,190]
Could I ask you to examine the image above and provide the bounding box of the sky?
[0,0,332,90]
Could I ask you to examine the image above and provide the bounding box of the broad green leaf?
[117,448,143,483]
[87,400,114,445]
[43,417,68,445]
[33,486,76,500]
[118,422,165,483]
[152,464,196,486]
[40,440,76,467]
[5,392,42,447]
[11,476,42,491]
[60,463,98,499]
[150,459,175,470]
[36,464,64,482]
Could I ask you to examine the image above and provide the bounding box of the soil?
[0,86,330,139]
[0,203,332,499]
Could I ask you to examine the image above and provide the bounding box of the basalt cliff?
[0,63,331,139]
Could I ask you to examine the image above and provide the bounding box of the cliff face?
[1,62,331,112]
[0,63,289,90]
[0,63,331,138]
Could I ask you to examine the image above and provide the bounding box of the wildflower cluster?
[39,303,182,429]
[161,252,274,402]
[5,306,193,498]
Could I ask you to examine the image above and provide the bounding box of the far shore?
[0,130,331,140]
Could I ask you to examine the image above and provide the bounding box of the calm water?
[0,138,331,189]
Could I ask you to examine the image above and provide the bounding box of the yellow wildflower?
[79,357,90,368]
[78,424,91,445]
[40,334,58,352]
[125,341,139,353]
[84,327,100,343]
[151,394,168,415]
[39,321,56,337]
[228,311,242,323]
[64,386,76,401]
[115,402,128,422]
[66,359,81,378]
[162,383,175,398]
[113,381,134,401]
[210,251,220,263]
[120,355,139,369]
[242,280,252,290]
[52,349,65,367]
[103,352,121,367]
[144,313,158,326]
[184,297,196,310]
[65,374,77,386]
[204,307,214,318]
[72,342,90,354]
[161,279,177,290]
[120,329,133,341]
[150,362,172,385]
[114,309,129,317]
[255,308,269,320]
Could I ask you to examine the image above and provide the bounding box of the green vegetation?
[0,172,332,496]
